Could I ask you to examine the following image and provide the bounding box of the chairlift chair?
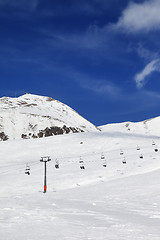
[80,165,85,169]
[55,159,59,169]
[25,168,30,175]
[120,149,124,155]
[122,158,126,164]
[102,158,107,167]
[139,154,143,159]
[55,163,59,168]
[80,161,85,169]
[137,146,140,150]
[154,148,158,152]
[152,141,156,146]
[79,157,85,169]
[25,170,30,175]
[25,164,30,175]
[101,153,105,160]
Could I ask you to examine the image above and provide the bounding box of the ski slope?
[100,117,160,136]
[0,130,160,240]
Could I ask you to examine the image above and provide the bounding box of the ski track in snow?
[0,131,160,240]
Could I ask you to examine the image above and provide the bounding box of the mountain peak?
[0,94,98,141]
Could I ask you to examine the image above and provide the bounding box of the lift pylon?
[40,156,51,193]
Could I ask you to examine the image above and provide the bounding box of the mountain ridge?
[0,93,160,141]
[100,116,160,136]
[0,93,98,140]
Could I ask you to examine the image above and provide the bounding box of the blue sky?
[1,0,160,126]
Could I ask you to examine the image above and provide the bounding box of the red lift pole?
[40,156,51,193]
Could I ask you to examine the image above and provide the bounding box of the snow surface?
[0,129,160,240]
[0,94,98,139]
[100,117,160,136]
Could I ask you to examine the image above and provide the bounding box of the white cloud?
[65,68,121,99]
[136,43,159,61]
[80,80,121,99]
[134,59,160,88]
[113,0,160,33]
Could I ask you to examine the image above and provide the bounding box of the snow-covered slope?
[99,117,160,136]
[0,130,160,240]
[0,93,98,140]
[1,94,160,239]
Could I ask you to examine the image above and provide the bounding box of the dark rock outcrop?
[21,125,84,139]
[0,132,9,141]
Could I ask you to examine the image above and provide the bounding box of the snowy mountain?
[99,117,160,136]
[0,93,98,140]
[0,95,160,239]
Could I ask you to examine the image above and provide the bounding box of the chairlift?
[25,164,30,175]
[102,156,107,167]
[80,165,85,169]
[101,153,105,160]
[137,146,140,150]
[120,149,124,155]
[154,147,158,152]
[55,159,59,169]
[122,158,126,164]
[79,157,85,170]
[139,154,143,159]
[55,163,59,168]
[25,170,30,175]
[152,141,156,146]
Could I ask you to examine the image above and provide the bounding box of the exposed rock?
[21,134,28,139]
[20,125,84,139]
[0,132,9,141]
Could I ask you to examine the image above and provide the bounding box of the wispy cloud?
[136,43,160,62]
[67,69,121,99]
[134,59,160,88]
[40,0,113,17]
[81,80,121,98]
[0,0,39,12]
[112,0,160,33]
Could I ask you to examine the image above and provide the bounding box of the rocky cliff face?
[0,94,98,140]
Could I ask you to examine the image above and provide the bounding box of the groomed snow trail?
[0,131,160,240]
